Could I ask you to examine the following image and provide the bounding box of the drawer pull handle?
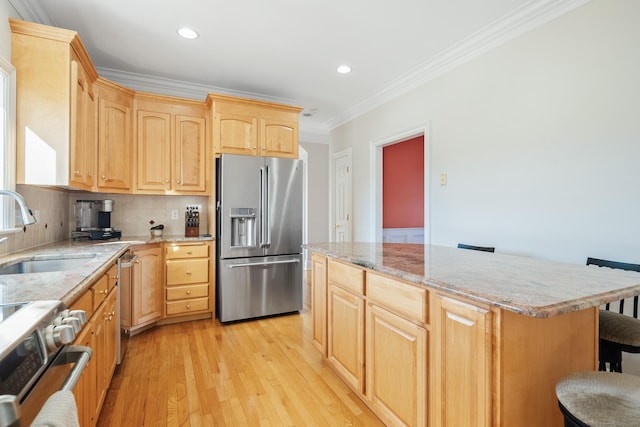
[186,251,192,255]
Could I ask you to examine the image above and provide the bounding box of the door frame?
[369,124,430,244]
[330,148,352,242]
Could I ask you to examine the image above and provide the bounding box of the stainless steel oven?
[0,300,90,427]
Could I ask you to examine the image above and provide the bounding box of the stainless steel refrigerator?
[216,154,303,322]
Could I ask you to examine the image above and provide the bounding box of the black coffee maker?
[72,199,122,240]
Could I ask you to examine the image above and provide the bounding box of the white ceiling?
[9,0,586,142]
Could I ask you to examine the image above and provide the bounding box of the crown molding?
[97,67,297,106]
[323,0,591,131]
[8,0,54,25]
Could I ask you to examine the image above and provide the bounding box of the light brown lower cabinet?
[431,294,491,427]
[327,283,365,393]
[71,265,119,427]
[131,244,164,329]
[311,253,327,356]
[366,303,427,427]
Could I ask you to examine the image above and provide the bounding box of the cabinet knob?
[101,175,106,180]
[186,271,192,275]
[186,251,192,255]
[186,304,191,309]
[75,170,81,175]
[87,171,92,175]
[186,290,191,295]
[176,180,181,184]
[165,179,169,183]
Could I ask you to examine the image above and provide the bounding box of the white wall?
[331,0,640,265]
[300,141,329,244]
[0,1,18,60]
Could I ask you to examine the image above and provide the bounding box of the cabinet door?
[97,93,132,191]
[136,110,171,191]
[174,114,206,192]
[259,117,298,158]
[132,245,164,326]
[311,254,327,355]
[92,296,107,421]
[432,295,491,427]
[367,303,427,427]
[214,112,258,156]
[104,287,118,390]
[72,323,95,427]
[327,284,365,393]
[70,58,96,190]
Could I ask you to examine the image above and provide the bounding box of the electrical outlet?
[171,210,178,220]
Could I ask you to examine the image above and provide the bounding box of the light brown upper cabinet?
[134,93,208,195]
[207,93,302,159]
[94,78,134,193]
[10,19,99,190]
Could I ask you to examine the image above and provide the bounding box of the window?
[0,54,17,231]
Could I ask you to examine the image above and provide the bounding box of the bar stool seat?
[600,310,640,347]
[556,371,640,427]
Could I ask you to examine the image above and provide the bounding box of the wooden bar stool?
[586,257,640,372]
[556,371,640,426]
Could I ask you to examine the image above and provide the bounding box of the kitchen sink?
[0,256,96,275]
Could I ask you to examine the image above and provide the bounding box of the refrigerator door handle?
[260,165,271,248]
[227,259,300,268]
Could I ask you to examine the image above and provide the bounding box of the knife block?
[185,208,200,237]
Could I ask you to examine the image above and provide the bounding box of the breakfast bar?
[306,242,640,427]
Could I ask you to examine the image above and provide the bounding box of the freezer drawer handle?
[227,259,300,269]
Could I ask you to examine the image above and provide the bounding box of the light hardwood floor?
[97,309,385,426]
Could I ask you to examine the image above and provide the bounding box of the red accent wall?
[383,136,424,228]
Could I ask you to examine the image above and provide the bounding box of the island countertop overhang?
[305,242,640,318]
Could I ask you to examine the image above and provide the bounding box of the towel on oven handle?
[30,390,79,427]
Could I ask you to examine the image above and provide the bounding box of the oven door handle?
[52,345,93,392]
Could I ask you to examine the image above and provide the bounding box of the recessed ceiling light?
[177,27,199,40]
[337,65,352,74]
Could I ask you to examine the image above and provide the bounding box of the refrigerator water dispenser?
[230,208,256,248]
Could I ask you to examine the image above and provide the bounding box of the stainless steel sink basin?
[0,256,96,275]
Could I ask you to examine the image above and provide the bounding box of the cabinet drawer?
[166,297,209,315]
[166,284,209,301]
[106,264,118,291]
[92,274,109,311]
[166,259,209,285]
[71,289,94,319]
[367,272,428,324]
[328,259,365,295]
[165,243,209,259]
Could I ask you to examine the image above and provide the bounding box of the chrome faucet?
[0,190,37,225]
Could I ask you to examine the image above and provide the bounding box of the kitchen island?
[306,242,640,427]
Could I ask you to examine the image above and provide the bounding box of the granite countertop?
[0,235,213,306]
[305,242,640,318]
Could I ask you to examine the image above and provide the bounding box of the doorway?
[331,148,352,242]
[370,125,429,244]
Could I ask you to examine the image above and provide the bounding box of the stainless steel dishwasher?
[117,250,137,364]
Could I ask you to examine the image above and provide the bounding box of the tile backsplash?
[67,192,209,237]
[0,185,209,256]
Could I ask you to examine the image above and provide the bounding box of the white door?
[332,149,352,242]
